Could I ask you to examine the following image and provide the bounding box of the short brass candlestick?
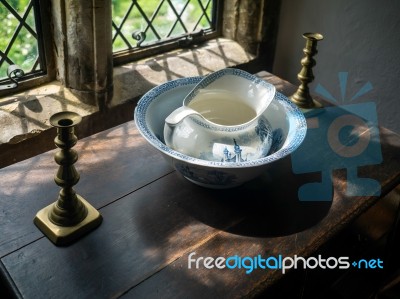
[34,111,102,245]
[290,32,324,110]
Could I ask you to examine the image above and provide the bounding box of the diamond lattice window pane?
[0,0,41,80]
[112,0,216,53]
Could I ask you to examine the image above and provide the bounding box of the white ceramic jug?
[163,69,276,163]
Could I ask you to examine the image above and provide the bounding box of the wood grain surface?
[1,72,399,299]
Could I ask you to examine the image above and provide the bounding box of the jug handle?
[165,106,202,126]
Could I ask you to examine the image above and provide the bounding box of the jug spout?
[164,106,201,126]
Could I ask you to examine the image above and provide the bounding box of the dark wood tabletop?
[1,72,399,299]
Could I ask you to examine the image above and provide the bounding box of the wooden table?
[1,72,399,298]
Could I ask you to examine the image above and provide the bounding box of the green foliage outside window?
[0,0,38,80]
[112,0,213,52]
[0,0,213,80]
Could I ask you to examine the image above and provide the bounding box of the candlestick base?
[290,94,323,110]
[34,195,102,246]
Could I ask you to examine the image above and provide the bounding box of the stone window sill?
[0,38,254,168]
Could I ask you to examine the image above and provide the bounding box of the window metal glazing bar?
[0,51,14,66]
[113,0,222,65]
[113,20,134,49]
[165,0,189,37]
[136,0,164,41]
[195,0,212,28]
[165,0,191,38]
[0,0,53,97]
[0,1,34,70]
[0,0,37,37]
[113,1,136,48]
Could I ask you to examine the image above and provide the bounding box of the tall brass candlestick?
[34,111,102,245]
[290,32,324,109]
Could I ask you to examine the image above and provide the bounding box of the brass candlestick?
[290,32,324,110]
[34,111,102,245]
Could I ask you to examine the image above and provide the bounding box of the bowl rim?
[134,75,307,169]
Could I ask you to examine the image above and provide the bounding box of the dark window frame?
[112,0,224,66]
[0,0,55,98]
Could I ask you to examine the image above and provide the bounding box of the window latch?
[0,65,24,91]
[131,29,205,49]
[178,30,205,48]
[132,31,146,47]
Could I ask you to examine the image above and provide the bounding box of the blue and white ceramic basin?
[134,76,307,189]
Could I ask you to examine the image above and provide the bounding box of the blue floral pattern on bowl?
[134,74,307,188]
[175,163,237,187]
[269,128,284,155]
